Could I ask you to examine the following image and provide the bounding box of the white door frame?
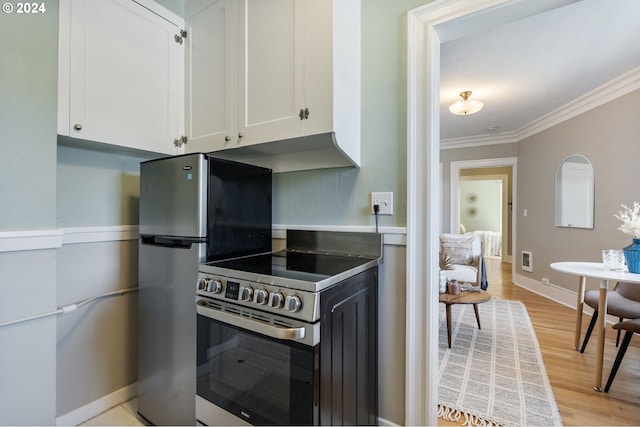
[405,1,579,424]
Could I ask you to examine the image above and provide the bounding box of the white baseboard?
[56,383,137,426]
[55,384,399,427]
[377,416,402,426]
[512,273,577,309]
[512,273,620,324]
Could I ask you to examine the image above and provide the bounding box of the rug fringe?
[438,404,503,427]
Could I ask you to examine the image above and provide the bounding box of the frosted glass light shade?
[448,91,484,115]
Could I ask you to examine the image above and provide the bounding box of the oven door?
[195,300,319,426]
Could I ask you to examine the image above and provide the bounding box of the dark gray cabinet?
[320,268,378,425]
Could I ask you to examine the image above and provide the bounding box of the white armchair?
[440,233,484,288]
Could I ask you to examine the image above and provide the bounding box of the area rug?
[438,298,563,426]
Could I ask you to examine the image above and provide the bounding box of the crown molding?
[440,131,518,150]
[517,66,640,140]
[441,66,640,147]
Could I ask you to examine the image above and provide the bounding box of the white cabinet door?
[184,0,360,171]
[185,0,237,154]
[60,0,183,155]
[237,0,305,147]
[302,0,333,136]
[303,0,361,165]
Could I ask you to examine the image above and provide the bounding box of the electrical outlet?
[371,192,393,215]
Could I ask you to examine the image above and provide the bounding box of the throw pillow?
[440,234,475,265]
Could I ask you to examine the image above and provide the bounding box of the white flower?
[614,202,640,239]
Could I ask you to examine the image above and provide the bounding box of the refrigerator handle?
[141,235,204,249]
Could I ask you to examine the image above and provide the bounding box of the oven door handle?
[196,302,306,342]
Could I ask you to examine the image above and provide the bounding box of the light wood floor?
[439,258,640,426]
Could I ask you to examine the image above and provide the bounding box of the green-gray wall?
[0,1,422,424]
[0,2,59,424]
[0,2,57,229]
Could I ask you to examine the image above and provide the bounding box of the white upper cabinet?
[58,0,360,170]
[186,0,305,153]
[58,0,185,155]
[237,0,305,147]
[185,0,361,171]
[184,0,237,153]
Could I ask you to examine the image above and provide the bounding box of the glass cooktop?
[202,249,376,284]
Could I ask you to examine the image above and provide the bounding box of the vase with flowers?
[614,201,640,273]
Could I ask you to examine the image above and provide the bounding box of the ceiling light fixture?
[448,91,484,116]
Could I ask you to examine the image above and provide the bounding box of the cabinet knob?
[299,109,305,120]
[304,108,310,119]
[73,124,83,131]
[238,133,243,138]
[173,136,188,148]
[225,136,230,142]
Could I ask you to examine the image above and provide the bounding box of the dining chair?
[604,317,640,392]
[580,281,640,353]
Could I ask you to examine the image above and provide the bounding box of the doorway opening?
[450,158,516,264]
[406,1,575,424]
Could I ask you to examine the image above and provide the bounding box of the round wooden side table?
[439,290,491,348]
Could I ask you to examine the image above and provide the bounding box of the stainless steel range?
[195,230,382,426]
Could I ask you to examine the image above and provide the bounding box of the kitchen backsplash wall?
[57,141,157,227]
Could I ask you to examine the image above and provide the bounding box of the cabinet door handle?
[299,108,305,120]
[73,124,83,131]
[304,108,310,119]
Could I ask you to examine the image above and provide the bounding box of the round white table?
[550,261,640,391]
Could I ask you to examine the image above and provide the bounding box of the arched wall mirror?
[555,154,594,229]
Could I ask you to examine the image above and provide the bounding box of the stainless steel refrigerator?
[137,153,271,425]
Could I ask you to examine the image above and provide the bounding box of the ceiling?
[439,0,640,146]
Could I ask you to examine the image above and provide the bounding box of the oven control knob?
[198,277,211,292]
[284,295,302,313]
[240,286,254,302]
[254,289,269,305]
[269,292,284,309]
[208,279,223,294]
